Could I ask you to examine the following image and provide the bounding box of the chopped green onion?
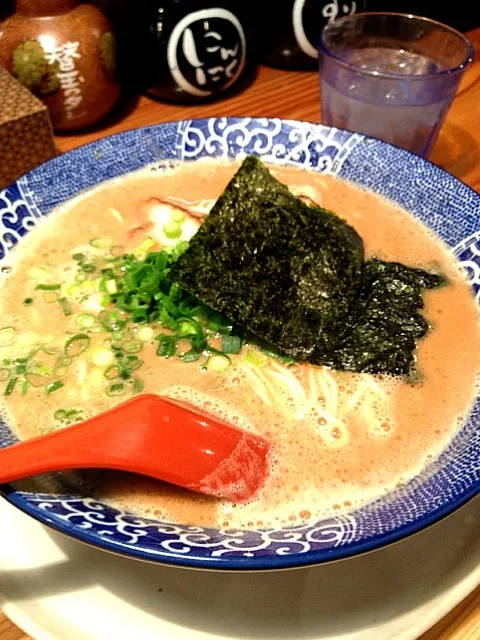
[66,409,79,418]
[125,355,142,370]
[132,378,144,393]
[46,380,64,394]
[170,209,186,223]
[137,326,154,342]
[15,363,26,374]
[181,349,201,363]
[163,221,182,239]
[75,314,96,329]
[104,364,119,380]
[106,382,125,397]
[58,297,73,316]
[221,335,243,354]
[0,368,10,382]
[81,263,96,274]
[0,326,17,347]
[35,284,61,291]
[206,354,231,372]
[105,279,117,294]
[90,238,112,249]
[91,347,114,367]
[54,409,67,420]
[64,333,90,357]
[25,372,48,387]
[245,349,267,367]
[135,237,156,253]
[75,272,88,283]
[4,377,17,396]
[72,253,85,262]
[122,340,143,354]
[14,357,28,364]
[2,359,11,365]
[112,330,124,341]
[21,380,29,395]
[23,297,34,306]
[54,356,71,378]
[156,334,176,358]
[43,291,59,303]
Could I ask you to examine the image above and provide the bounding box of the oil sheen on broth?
[1,161,480,530]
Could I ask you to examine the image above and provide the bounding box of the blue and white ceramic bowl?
[1,118,479,570]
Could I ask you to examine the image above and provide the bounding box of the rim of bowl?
[0,116,479,570]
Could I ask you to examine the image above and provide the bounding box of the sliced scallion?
[64,333,90,357]
[206,354,231,372]
[4,377,17,396]
[72,253,85,262]
[43,291,59,303]
[54,409,67,420]
[25,372,49,387]
[122,340,142,354]
[156,334,176,358]
[163,221,182,239]
[245,349,267,367]
[76,314,96,329]
[0,326,17,347]
[221,335,243,354]
[105,279,117,294]
[106,382,125,397]
[58,297,73,316]
[91,347,114,367]
[46,380,64,394]
[81,263,96,274]
[23,297,34,306]
[132,378,144,393]
[170,209,186,223]
[180,349,201,363]
[35,284,61,291]
[137,326,154,342]
[90,238,112,249]
[21,380,29,395]
[104,364,119,380]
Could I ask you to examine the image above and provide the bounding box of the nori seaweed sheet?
[169,156,444,375]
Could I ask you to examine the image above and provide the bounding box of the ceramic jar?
[131,0,257,104]
[0,0,121,131]
[260,0,367,70]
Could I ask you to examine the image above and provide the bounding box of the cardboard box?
[0,65,57,189]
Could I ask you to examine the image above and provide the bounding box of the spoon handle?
[0,394,270,501]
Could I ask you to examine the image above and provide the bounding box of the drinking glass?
[318,13,473,156]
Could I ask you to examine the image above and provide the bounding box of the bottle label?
[293,0,362,59]
[167,8,246,97]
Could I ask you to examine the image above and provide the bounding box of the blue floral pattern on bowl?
[1,118,479,570]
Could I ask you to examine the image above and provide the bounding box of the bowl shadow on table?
[0,496,479,638]
[430,121,480,181]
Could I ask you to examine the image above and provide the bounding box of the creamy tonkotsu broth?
[1,161,480,529]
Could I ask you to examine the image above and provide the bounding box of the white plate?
[1,496,479,640]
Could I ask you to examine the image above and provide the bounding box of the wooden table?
[2,26,480,640]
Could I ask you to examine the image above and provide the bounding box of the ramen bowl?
[1,117,479,570]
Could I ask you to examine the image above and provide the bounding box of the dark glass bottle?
[130,0,257,104]
[260,0,368,71]
[366,1,480,33]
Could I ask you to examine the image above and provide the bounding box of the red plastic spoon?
[0,394,270,502]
